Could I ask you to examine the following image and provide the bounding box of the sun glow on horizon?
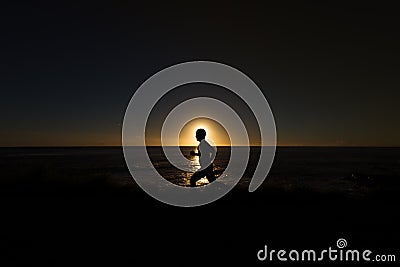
[179,118,231,147]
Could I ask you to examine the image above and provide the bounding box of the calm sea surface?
[1,146,399,197]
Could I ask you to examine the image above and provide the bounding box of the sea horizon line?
[1,145,399,148]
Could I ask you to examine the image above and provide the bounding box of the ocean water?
[1,146,399,198]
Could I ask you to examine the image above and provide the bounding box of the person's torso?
[198,140,213,168]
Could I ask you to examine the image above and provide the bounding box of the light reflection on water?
[180,155,212,186]
[127,146,231,187]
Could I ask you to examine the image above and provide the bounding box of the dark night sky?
[1,1,399,146]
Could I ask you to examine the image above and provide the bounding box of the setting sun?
[179,117,231,147]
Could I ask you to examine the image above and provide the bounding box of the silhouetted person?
[190,128,216,187]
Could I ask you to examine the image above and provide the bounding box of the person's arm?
[204,142,216,161]
[210,145,216,160]
[190,150,201,156]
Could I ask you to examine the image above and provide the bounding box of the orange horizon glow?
[2,121,399,147]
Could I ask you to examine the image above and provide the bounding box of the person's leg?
[206,165,216,183]
[190,170,205,187]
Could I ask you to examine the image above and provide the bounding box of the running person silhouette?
[190,128,216,187]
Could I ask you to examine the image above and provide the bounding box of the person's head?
[195,128,206,142]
